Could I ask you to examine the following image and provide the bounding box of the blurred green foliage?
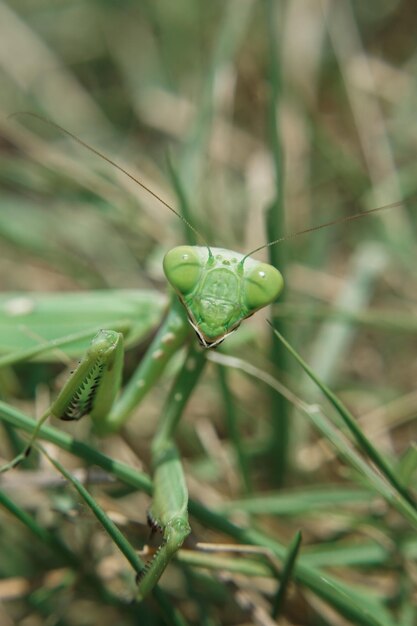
[0,1,416,625]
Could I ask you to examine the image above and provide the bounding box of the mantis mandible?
[0,114,405,601]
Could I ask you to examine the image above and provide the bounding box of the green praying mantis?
[0,115,406,601]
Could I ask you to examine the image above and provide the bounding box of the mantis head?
[163,245,284,348]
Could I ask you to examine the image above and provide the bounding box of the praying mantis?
[0,115,405,602]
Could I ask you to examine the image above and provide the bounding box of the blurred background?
[0,1,416,625]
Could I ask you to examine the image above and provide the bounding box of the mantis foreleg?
[136,341,207,600]
[1,297,190,470]
[0,329,124,472]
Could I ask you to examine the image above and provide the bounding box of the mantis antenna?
[239,198,409,267]
[9,112,213,258]
[9,112,409,268]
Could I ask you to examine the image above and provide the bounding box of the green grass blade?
[0,488,127,609]
[217,364,252,494]
[40,446,143,575]
[0,401,397,626]
[190,501,396,626]
[0,487,75,561]
[299,404,417,529]
[208,350,417,528]
[177,0,255,211]
[397,444,417,488]
[43,450,191,625]
[166,154,197,246]
[176,549,274,578]
[273,303,417,334]
[302,244,387,393]
[302,537,417,568]
[271,325,416,510]
[264,0,289,486]
[220,485,373,516]
[0,400,152,494]
[271,530,302,619]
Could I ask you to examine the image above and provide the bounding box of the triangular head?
[163,245,284,348]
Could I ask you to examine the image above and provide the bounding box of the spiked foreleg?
[136,341,207,600]
[136,441,190,601]
[0,330,124,473]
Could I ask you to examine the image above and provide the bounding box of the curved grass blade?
[0,489,132,609]
[40,445,143,576]
[208,350,417,530]
[270,324,416,510]
[0,486,187,626]
[0,401,398,626]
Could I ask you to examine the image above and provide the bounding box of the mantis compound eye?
[163,246,202,295]
[242,262,284,312]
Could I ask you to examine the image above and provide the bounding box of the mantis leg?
[136,341,207,601]
[101,296,191,434]
[0,329,124,472]
[1,296,190,470]
[2,293,205,600]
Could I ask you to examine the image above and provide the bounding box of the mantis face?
[163,246,284,348]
